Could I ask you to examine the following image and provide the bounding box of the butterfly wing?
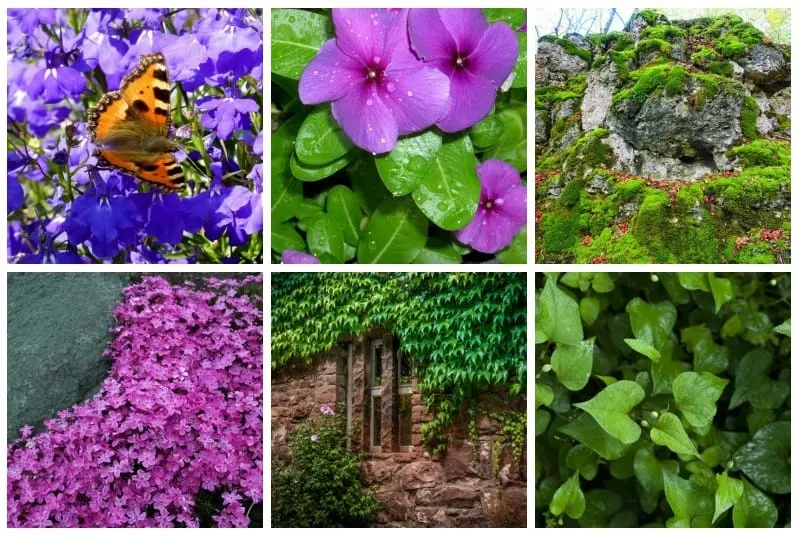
[97,149,185,190]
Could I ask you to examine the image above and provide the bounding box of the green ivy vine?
[272,273,527,453]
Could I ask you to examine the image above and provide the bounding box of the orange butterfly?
[87,53,185,189]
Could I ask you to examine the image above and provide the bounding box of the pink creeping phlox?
[7,275,263,528]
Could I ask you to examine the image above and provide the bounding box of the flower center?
[483,198,503,212]
[367,69,378,80]
[453,53,469,69]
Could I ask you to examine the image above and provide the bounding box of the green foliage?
[559,180,584,208]
[740,96,759,140]
[536,75,587,110]
[726,140,791,167]
[273,273,526,452]
[641,25,686,40]
[542,214,579,254]
[272,408,381,527]
[540,34,592,63]
[612,65,686,104]
[536,273,791,528]
[636,38,672,57]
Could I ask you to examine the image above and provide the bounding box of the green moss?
[574,228,653,263]
[561,129,615,180]
[559,180,584,208]
[691,46,722,68]
[709,60,733,77]
[726,140,791,167]
[712,166,789,228]
[636,38,672,57]
[540,35,592,63]
[641,25,686,40]
[716,35,748,58]
[614,179,646,202]
[676,183,703,213]
[637,9,666,26]
[535,75,587,110]
[612,65,687,104]
[635,190,671,235]
[543,214,579,253]
[740,96,759,140]
[697,15,764,58]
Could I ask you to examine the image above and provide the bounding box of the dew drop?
[380,138,386,144]
[366,99,374,106]
[407,90,413,97]
[373,56,381,64]
[313,70,319,75]
[386,82,395,92]
[495,198,504,206]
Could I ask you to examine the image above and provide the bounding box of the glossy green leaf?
[496,226,526,264]
[663,471,714,527]
[591,273,615,293]
[579,489,623,528]
[306,214,344,262]
[511,32,527,88]
[730,349,789,410]
[271,9,332,79]
[411,134,480,231]
[470,114,504,149]
[678,272,710,292]
[349,157,391,215]
[650,412,699,458]
[326,185,362,245]
[624,338,661,361]
[673,372,728,429]
[539,277,583,345]
[634,445,679,492]
[535,383,554,409]
[626,298,677,350]
[290,151,349,181]
[551,338,595,391]
[574,380,645,444]
[295,105,354,166]
[567,444,600,480]
[708,273,734,312]
[412,241,462,264]
[357,196,428,264]
[580,296,601,326]
[732,479,777,528]
[680,325,729,374]
[271,114,305,222]
[482,7,526,27]
[774,318,790,337]
[651,339,691,395]
[483,105,526,171]
[559,413,631,461]
[535,409,551,436]
[551,472,585,519]
[733,422,790,494]
[271,222,305,254]
[713,472,744,523]
[375,130,442,195]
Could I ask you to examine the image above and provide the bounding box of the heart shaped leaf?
[625,338,661,361]
[551,338,595,391]
[539,277,583,345]
[680,325,729,374]
[663,470,714,527]
[634,445,679,493]
[566,444,600,480]
[713,471,743,524]
[574,380,645,444]
[559,413,631,461]
[650,412,699,458]
[733,422,790,494]
[732,479,777,528]
[626,298,677,350]
[673,371,728,429]
[550,472,585,519]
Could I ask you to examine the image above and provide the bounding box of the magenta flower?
[299,9,450,154]
[455,159,526,253]
[408,9,518,132]
[320,405,335,415]
[281,250,320,264]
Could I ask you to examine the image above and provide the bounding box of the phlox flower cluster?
[7,275,263,528]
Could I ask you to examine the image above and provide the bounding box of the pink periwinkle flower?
[409,8,518,132]
[454,159,526,253]
[311,434,319,442]
[7,275,263,528]
[299,8,450,154]
[281,249,321,264]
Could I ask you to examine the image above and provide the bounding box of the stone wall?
[271,334,527,527]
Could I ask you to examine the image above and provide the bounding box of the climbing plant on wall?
[271,272,527,452]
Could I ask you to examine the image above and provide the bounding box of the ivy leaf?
[678,272,710,292]
[673,372,728,429]
[566,444,600,480]
[357,197,428,264]
[680,325,729,374]
[411,134,481,231]
[271,9,332,79]
[539,277,583,345]
[375,130,442,196]
[626,298,677,350]
[551,338,595,391]
[733,422,790,494]
[774,318,790,337]
[624,338,661,361]
[580,296,601,326]
[295,104,354,166]
[650,412,699,458]
[663,471,714,527]
[732,479,777,528]
[729,350,789,410]
[559,413,631,460]
[535,383,554,409]
[713,472,744,524]
[574,380,645,444]
[550,472,585,519]
[634,445,679,492]
[708,273,734,312]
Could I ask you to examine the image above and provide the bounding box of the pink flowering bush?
[7,275,263,528]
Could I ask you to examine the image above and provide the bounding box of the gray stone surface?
[737,44,789,87]
[582,61,622,131]
[7,273,134,441]
[535,41,589,86]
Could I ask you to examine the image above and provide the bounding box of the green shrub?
[543,216,579,254]
[272,407,381,527]
[536,272,791,528]
[726,140,791,167]
[560,180,584,208]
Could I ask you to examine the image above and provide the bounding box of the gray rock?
[730,61,745,81]
[751,91,771,113]
[637,152,715,180]
[553,98,579,120]
[585,172,614,195]
[605,132,636,171]
[535,109,549,144]
[556,122,582,153]
[618,201,642,219]
[582,61,621,131]
[535,41,589,86]
[770,87,791,118]
[7,273,134,441]
[737,44,789,87]
[756,114,776,136]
